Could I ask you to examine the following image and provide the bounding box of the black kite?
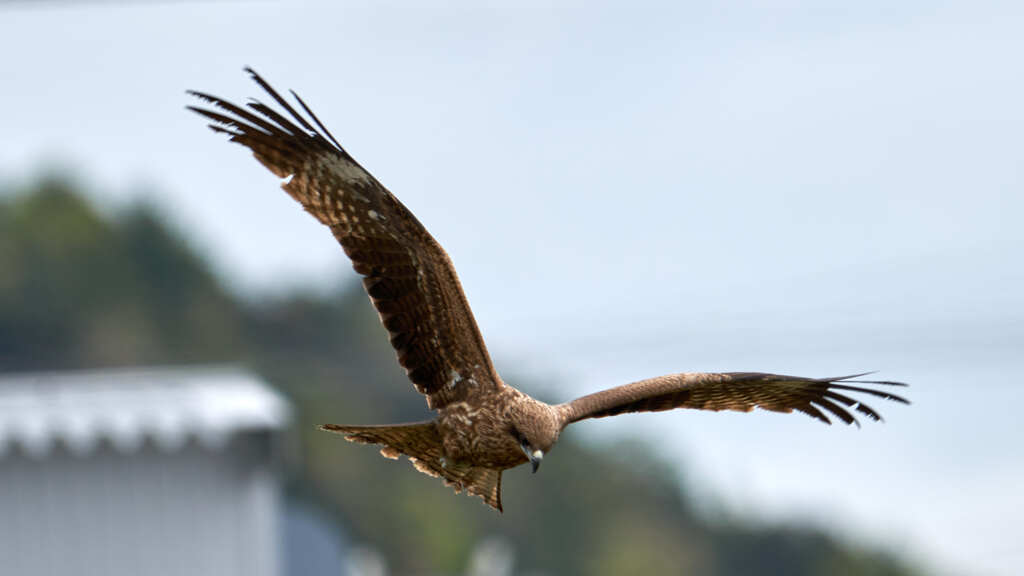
[188,69,909,512]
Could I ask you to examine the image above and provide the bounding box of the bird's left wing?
[188,69,501,410]
[561,372,908,427]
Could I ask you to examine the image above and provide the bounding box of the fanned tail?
[319,422,504,512]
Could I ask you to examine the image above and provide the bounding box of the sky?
[2,1,1023,574]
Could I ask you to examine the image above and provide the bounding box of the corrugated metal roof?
[0,365,289,459]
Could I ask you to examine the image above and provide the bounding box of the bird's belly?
[437,407,525,469]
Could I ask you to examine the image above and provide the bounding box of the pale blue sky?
[3,2,1022,574]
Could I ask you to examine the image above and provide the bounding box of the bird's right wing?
[561,372,908,427]
[188,69,501,410]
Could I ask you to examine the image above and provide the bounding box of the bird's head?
[509,402,561,474]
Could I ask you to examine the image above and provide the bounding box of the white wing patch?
[448,369,464,390]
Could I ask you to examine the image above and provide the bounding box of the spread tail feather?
[319,422,503,512]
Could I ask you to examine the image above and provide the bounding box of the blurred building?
[0,366,289,576]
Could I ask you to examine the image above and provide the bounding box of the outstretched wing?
[188,68,500,410]
[561,372,909,427]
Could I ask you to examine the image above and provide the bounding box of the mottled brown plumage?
[188,69,909,512]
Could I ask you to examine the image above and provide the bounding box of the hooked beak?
[521,442,543,473]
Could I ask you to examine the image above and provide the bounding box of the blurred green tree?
[0,175,240,369]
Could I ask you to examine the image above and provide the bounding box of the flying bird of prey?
[188,69,909,512]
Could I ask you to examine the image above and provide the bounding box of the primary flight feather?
[188,68,909,512]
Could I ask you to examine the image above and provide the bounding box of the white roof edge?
[0,364,291,460]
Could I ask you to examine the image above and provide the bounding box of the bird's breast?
[436,399,525,469]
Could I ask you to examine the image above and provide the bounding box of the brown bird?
[188,69,909,512]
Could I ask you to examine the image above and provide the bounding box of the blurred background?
[1,1,1021,575]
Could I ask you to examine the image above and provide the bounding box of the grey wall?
[0,433,280,576]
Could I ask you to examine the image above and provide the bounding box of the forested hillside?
[0,176,918,575]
